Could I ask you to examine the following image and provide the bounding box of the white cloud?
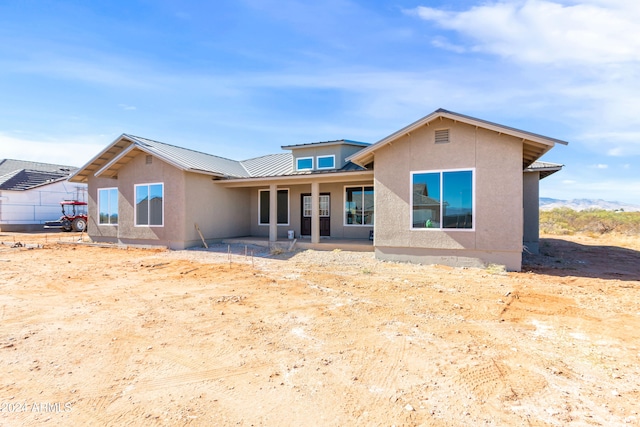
[412,0,640,66]
[118,104,137,111]
[0,133,107,167]
[431,37,467,53]
[593,164,608,169]
[579,130,640,156]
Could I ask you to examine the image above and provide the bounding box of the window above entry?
[296,157,313,171]
[317,155,335,170]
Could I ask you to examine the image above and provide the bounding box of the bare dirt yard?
[1,232,639,426]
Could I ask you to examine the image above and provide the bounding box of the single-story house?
[0,159,87,231]
[69,108,566,270]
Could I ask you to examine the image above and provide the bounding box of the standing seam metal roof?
[124,136,366,179]
[127,135,251,178]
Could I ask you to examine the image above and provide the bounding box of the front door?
[301,193,330,237]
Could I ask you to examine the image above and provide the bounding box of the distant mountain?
[540,198,640,212]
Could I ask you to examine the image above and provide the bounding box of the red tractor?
[44,200,88,232]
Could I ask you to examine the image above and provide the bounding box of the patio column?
[269,183,277,242]
[311,181,320,244]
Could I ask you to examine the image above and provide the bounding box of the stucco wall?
[88,152,256,249]
[523,171,540,254]
[87,175,120,241]
[113,152,187,248]
[249,181,373,239]
[184,175,251,246]
[373,118,524,270]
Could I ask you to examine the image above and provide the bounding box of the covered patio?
[218,169,375,247]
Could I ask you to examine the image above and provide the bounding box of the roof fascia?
[90,136,226,180]
[69,134,139,183]
[69,134,133,181]
[281,140,369,150]
[217,170,374,188]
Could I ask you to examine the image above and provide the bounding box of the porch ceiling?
[216,170,374,188]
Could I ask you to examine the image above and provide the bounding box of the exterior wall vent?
[435,129,450,144]
[146,155,153,164]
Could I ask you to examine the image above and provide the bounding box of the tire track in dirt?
[153,349,209,372]
[133,362,265,392]
[343,328,408,423]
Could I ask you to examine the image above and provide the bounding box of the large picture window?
[98,188,118,225]
[135,183,163,226]
[411,169,473,229]
[345,186,374,226]
[259,189,289,225]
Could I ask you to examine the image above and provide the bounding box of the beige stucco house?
[69,108,566,270]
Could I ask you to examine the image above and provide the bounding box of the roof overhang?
[69,134,226,183]
[524,162,564,179]
[69,134,137,183]
[217,170,374,188]
[281,139,370,150]
[346,109,568,169]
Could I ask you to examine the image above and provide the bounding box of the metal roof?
[0,159,78,191]
[70,134,370,183]
[281,139,370,150]
[129,135,250,178]
[240,153,293,177]
[525,161,564,179]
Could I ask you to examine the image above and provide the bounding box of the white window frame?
[410,168,475,231]
[134,182,164,227]
[98,187,118,226]
[319,194,330,217]
[303,194,330,217]
[296,157,314,171]
[343,185,374,227]
[316,155,335,170]
[258,188,290,226]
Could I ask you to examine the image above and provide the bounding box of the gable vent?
[435,129,450,144]
[146,155,153,164]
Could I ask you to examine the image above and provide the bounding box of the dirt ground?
[0,231,639,426]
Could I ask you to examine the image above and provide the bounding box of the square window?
[411,170,473,229]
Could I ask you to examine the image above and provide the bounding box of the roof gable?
[70,134,251,183]
[347,108,568,168]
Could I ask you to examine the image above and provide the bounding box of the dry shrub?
[540,208,640,236]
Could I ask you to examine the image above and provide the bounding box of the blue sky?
[1,0,639,204]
